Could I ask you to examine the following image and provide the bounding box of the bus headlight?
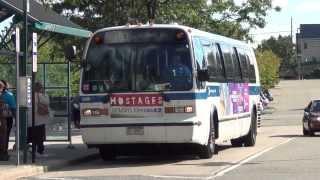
[165,106,194,113]
[184,106,194,113]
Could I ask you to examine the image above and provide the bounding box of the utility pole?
[291,17,293,44]
[298,29,303,80]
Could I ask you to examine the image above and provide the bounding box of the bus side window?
[192,37,206,70]
[219,44,235,81]
[204,42,225,82]
[232,47,243,82]
[246,50,256,83]
[215,43,226,81]
[236,48,250,82]
[201,39,219,82]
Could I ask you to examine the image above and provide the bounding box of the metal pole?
[23,0,29,163]
[291,17,293,44]
[15,27,20,166]
[67,61,74,149]
[31,33,38,163]
[300,37,303,80]
[31,71,35,163]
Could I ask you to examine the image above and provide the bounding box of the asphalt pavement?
[0,135,98,180]
[21,80,320,180]
[216,136,320,180]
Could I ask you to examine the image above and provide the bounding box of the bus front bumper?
[80,122,204,146]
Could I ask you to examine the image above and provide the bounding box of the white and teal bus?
[77,24,260,160]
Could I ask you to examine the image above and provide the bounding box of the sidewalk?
[0,135,99,180]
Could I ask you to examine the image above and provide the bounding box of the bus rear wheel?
[199,122,215,159]
[243,111,257,147]
[230,138,243,147]
[230,111,257,147]
[99,146,116,161]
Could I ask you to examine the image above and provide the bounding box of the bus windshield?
[82,29,193,93]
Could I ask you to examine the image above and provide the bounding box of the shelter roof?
[0,0,91,38]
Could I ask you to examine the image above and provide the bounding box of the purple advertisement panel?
[220,83,249,116]
[229,83,249,114]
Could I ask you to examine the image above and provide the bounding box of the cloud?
[233,0,288,8]
[233,0,247,6]
[293,1,320,13]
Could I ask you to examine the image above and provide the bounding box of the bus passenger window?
[232,47,242,82]
[193,37,206,70]
[203,42,225,82]
[246,53,256,83]
[237,48,250,82]
[220,44,234,81]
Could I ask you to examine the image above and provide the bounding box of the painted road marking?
[208,138,295,179]
[147,138,294,180]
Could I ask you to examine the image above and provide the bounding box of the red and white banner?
[110,94,163,118]
[110,94,163,106]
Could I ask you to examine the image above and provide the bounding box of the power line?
[249,30,291,36]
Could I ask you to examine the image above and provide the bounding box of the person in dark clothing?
[71,96,80,129]
[162,55,192,90]
[27,82,50,155]
[0,80,16,161]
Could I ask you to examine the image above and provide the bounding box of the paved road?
[262,80,320,127]
[23,80,320,180]
[216,136,320,180]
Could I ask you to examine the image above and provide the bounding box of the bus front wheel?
[198,121,215,159]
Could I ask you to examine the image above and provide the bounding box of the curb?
[1,165,45,180]
[0,153,99,180]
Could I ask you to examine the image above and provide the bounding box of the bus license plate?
[126,126,144,135]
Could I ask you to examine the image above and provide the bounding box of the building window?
[304,42,308,49]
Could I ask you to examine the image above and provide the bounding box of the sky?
[248,0,320,45]
[1,0,319,46]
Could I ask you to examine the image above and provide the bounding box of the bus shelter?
[0,0,91,163]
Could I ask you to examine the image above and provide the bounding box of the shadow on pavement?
[44,144,237,172]
[175,161,259,167]
[288,108,304,111]
[269,134,319,138]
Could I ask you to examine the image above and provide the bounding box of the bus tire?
[303,126,309,136]
[99,146,116,161]
[199,119,215,159]
[243,110,257,147]
[230,138,243,147]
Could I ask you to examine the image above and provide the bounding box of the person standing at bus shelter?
[0,80,16,161]
[28,82,50,155]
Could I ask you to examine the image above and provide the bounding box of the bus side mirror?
[64,45,77,61]
[198,69,209,82]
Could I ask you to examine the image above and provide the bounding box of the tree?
[255,50,281,89]
[42,0,277,40]
[257,35,296,78]
[37,0,279,93]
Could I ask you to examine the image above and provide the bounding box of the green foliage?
[257,35,296,77]
[0,55,16,88]
[256,50,281,89]
[46,0,275,40]
[37,0,278,95]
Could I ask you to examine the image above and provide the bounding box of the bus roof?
[93,24,251,49]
